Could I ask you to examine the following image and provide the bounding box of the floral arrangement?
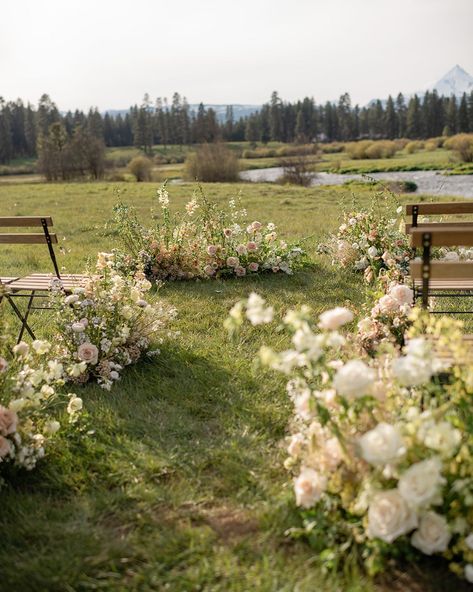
[357,283,414,355]
[321,207,411,286]
[52,253,177,390]
[226,294,473,583]
[110,184,309,281]
[0,306,83,481]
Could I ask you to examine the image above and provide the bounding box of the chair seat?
[7,273,88,293]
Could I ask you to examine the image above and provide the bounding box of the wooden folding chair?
[0,216,87,342]
[409,227,473,312]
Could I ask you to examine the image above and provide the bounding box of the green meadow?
[0,181,470,591]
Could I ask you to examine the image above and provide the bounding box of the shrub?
[320,142,345,154]
[364,140,397,159]
[405,141,423,154]
[129,156,153,182]
[393,138,410,151]
[345,140,373,159]
[277,156,315,187]
[386,180,418,193]
[184,143,239,182]
[444,134,473,163]
[276,144,317,157]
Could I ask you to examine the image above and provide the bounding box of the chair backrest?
[0,216,60,277]
[409,227,473,308]
[406,202,473,229]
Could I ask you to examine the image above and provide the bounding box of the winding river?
[239,168,473,198]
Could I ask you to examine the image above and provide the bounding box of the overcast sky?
[1,0,472,111]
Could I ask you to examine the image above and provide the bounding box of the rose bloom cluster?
[52,253,177,390]
[322,208,411,286]
[0,330,83,480]
[226,294,473,583]
[357,283,415,355]
[111,185,308,282]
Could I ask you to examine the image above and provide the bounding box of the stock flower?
[398,457,445,508]
[318,307,353,331]
[367,489,417,543]
[245,293,274,325]
[294,467,327,508]
[358,423,404,466]
[77,343,99,365]
[411,512,451,555]
[333,360,375,398]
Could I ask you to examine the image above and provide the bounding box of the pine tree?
[384,96,397,139]
[458,93,469,133]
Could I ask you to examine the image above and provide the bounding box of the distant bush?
[184,143,240,182]
[320,142,345,154]
[277,156,315,187]
[106,170,127,182]
[405,141,424,154]
[128,156,153,182]
[242,147,277,158]
[385,180,418,193]
[345,140,396,160]
[444,134,473,163]
[393,138,409,151]
[345,140,373,159]
[276,144,317,157]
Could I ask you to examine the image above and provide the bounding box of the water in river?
[239,168,473,198]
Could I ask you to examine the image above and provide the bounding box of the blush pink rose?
[246,241,257,252]
[235,266,246,276]
[0,436,11,458]
[207,245,217,256]
[0,406,18,436]
[77,342,99,365]
[226,256,239,267]
[248,262,259,272]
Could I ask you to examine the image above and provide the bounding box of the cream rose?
[411,511,451,555]
[398,457,445,508]
[392,355,432,387]
[389,284,414,306]
[294,467,327,508]
[67,395,83,414]
[377,295,400,314]
[318,307,354,331]
[358,423,404,466]
[367,489,418,543]
[333,360,375,399]
[77,343,99,365]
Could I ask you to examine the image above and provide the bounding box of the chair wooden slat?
[406,222,473,234]
[410,227,473,248]
[0,233,58,244]
[0,216,53,227]
[406,203,473,216]
[410,261,473,280]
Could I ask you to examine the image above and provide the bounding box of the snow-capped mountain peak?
[429,64,473,97]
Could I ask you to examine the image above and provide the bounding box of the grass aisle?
[0,182,467,591]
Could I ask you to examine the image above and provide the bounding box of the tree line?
[1,89,473,166]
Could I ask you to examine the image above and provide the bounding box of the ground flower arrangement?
[0,306,84,483]
[319,192,411,287]
[226,294,473,584]
[51,253,177,390]
[110,184,309,281]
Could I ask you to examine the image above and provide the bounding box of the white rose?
[64,294,79,305]
[392,355,432,386]
[67,395,83,414]
[292,329,323,361]
[367,246,378,258]
[465,565,473,583]
[389,284,414,307]
[294,467,327,508]
[44,420,61,434]
[318,307,354,331]
[398,457,445,508]
[333,360,375,399]
[245,292,274,325]
[377,295,400,314]
[72,322,86,333]
[411,511,451,555]
[13,341,29,356]
[287,433,305,457]
[359,423,404,466]
[367,489,418,543]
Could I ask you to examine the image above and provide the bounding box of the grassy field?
[0,181,470,592]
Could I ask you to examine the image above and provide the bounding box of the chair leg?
[18,292,36,343]
[5,293,36,342]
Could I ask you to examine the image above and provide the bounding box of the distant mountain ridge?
[104,104,261,122]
